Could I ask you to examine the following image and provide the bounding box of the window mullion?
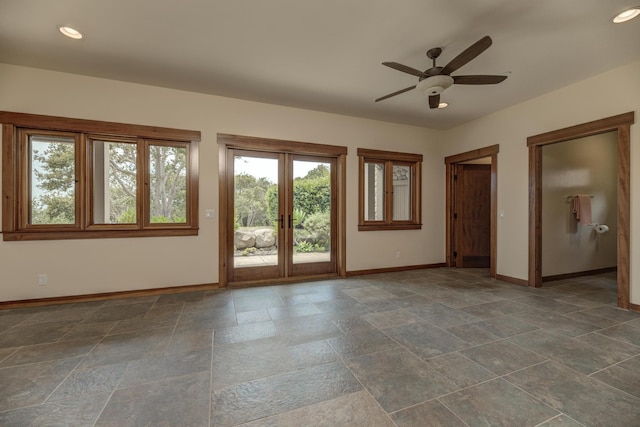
[386,160,393,224]
[413,162,420,224]
[78,133,88,230]
[140,139,148,230]
[17,128,28,230]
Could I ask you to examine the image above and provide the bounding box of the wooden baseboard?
[346,263,446,277]
[542,267,617,283]
[0,282,220,310]
[495,274,529,287]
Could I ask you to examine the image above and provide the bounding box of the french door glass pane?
[392,164,411,220]
[93,141,137,224]
[233,155,279,268]
[364,161,384,221]
[149,145,187,223]
[292,159,331,264]
[29,135,76,225]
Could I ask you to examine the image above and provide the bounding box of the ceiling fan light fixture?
[416,75,454,96]
[613,7,640,23]
[58,26,83,39]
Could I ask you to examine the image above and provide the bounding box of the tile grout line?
[41,338,104,405]
[93,298,176,426]
[330,343,401,427]
[588,353,640,377]
[434,397,473,427]
[533,413,587,427]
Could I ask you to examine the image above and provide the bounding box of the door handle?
[288,214,292,229]
[279,214,284,229]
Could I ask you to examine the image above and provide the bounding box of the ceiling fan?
[375,35,507,109]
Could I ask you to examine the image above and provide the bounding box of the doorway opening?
[218,134,347,287]
[445,145,498,278]
[527,112,634,309]
[540,132,618,282]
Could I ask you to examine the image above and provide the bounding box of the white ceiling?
[1,0,639,129]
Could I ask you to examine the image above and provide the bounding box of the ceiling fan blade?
[453,75,507,85]
[428,94,440,109]
[382,62,425,77]
[440,35,493,75]
[375,85,417,102]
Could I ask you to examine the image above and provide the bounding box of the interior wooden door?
[454,164,491,268]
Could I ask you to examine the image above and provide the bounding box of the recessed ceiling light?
[58,26,83,39]
[437,102,448,109]
[613,7,640,23]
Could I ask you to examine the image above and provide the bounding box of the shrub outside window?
[357,148,422,231]
[1,111,200,241]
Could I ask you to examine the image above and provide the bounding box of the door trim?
[444,144,499,278]
[527,112,634,309]
[217,133,347,287]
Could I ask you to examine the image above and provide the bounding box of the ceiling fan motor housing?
[417,75,454,96]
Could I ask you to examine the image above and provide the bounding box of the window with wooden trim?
[357,148,422,231]
[1,111,200,241]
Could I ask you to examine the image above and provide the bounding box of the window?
[357,148,422,231]
[1,111,200,240]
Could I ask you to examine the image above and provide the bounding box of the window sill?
[358,224,422,232]
[2,228,198,241]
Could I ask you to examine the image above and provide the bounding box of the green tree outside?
[30,139,187,225]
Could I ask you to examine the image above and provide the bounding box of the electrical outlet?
[38,274,48,286]
[205,209,215,219]
[396,251,401,259]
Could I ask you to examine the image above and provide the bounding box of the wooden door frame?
[217,133,347,288]
[527,112,634,309]
[445,144,499,278]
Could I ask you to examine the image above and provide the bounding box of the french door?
[226,148,337,284]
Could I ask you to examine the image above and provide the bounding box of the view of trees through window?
[149,145,187,223]
[29,136,187,225]
[234,161,331,255]
[93,141,137,224]
[30,136,76,225]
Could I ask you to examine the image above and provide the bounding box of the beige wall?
[0,63,445,302]
[445,59,640,304]
[541,132,618,276]
[2,59,638,304]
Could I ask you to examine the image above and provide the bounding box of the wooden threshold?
[227,273,340,289]
[0,282,219,310]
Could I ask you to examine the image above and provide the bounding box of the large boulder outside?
[254,228,276,248]
[235,230,255,249]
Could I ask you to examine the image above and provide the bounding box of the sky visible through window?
[234,157,321,182]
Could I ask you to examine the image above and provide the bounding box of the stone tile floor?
[1,268,639,426]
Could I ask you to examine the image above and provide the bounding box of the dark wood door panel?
[455,164,491,268]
